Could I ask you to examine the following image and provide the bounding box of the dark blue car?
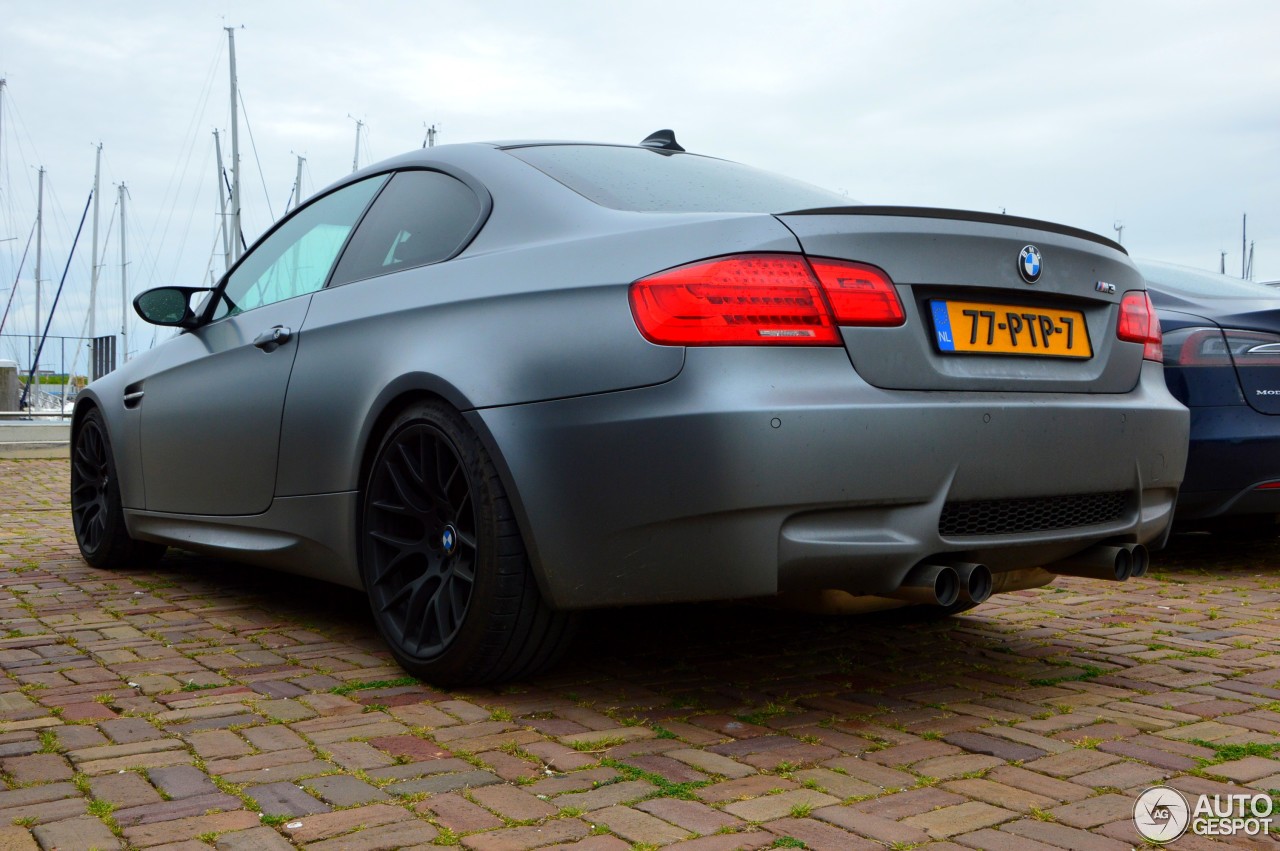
[1139,261,1280,529]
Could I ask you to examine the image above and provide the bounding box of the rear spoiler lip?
[778,205,1126,255]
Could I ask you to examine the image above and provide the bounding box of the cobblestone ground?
[3,458,1280,849]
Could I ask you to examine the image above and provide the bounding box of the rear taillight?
[808,259,905,326]
[1117,290,1163,362]
[1163,327,1232,366]
[1161,326,1280,367]
[630,254,903,346]
[1222,329,1280,367]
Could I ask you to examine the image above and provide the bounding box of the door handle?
[253,326,293,353]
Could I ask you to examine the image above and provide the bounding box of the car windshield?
[505,144,850,213]
[1138,260,1280,300]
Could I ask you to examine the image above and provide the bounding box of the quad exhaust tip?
[884,562,961,607]
[1045,543,1149,582]
[953,562,993,604]
[883,561,994,607]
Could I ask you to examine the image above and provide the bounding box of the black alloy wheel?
[365,421,478,659]
[360,401,575,684]
[71,415,112,554]
[70,408,165,569]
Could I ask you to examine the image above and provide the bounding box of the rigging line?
[152,136,214,288]
[237,89,275,223]
[218,165,247,252]
[66,294,92,386]
[40,174,95,335]
[0,218,35,335]
[136,32,223,291]
[19,189,92,410]
[0,87,43,215]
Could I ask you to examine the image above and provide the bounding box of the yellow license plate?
[929,299,1092,358]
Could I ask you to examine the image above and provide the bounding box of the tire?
[70,408,166,569]
[360,400,576,685]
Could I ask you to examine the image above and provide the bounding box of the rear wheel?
[70,409,166,569]
[361,401,575,684]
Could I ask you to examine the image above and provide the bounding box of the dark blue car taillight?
[1162,326,1280,414]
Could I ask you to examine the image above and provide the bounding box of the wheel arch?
[354,376,555,606]
[70,392,100,443]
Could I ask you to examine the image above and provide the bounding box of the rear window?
[506,144,849,213]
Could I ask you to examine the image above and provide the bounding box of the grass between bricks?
[1029,663,1106,687]
[1190,739,1280,765]
[599,758,711,801]
[329,676,420,695]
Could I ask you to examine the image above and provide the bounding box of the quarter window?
[212,175,386,320]
[329,170,484,287]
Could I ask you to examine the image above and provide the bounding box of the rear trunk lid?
[776,206,1145,392]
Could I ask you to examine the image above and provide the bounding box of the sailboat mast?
[0,80,5,194]
[214,129,230,274]
[352,119,363,173]
[226,26,242,264]
[292,154,305,211]
[119,183,128,363]
[89,143,102,342]
[33,167,44,403]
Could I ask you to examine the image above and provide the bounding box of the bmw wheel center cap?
[441,525,458,555]
[1019,245,1042,284]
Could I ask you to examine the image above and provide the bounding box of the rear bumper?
[472,350,1188,610]
[1176,404,1280,520]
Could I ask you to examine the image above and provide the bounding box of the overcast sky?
[1,0,1277,368]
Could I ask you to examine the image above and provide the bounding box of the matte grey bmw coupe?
[71,133,1189,683]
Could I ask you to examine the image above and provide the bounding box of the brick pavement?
[3,457,1280,849]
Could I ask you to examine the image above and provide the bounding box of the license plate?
[929,299,1092,358]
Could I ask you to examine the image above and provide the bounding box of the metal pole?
[120,182,128,363]
[214,129,230,274]
[0,79,5,199]
[226,26,242,264]
[90,143,102,341]
[34,167,43,405]
[293,154,305,211]
[352,119,363,173]
[1242,214,1247,280]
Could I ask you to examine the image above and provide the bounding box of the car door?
[139,175,386,515]
[274,169,489,497]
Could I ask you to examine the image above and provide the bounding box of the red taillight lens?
[630,254,904,346]
[808,258,905,326]
[1164,327,1232,366]
[630,255,839,345]
[1117,290,1163,362]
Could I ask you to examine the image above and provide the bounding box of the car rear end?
[1141,261,1280,524]
[474,145,1188,610]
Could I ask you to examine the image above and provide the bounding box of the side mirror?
[133,287,212,328]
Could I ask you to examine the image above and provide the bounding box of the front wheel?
[70,408,166,569]
[360,401,575,684]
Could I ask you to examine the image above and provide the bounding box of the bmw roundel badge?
[1019,245,1042,284]
[441,525,457,555]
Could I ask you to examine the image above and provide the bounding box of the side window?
[212,175,387,320]
[328,170,484,287]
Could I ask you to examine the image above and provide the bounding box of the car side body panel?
[274,214,799,497]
